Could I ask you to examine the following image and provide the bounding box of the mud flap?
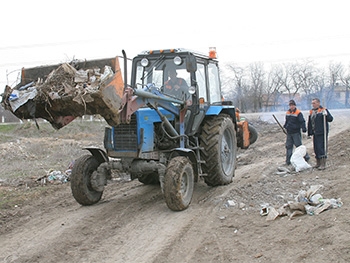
[237,121,250,149]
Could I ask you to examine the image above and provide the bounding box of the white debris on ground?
[260,185,343,221]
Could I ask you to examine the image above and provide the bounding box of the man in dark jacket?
[284,99,309,165]
[307,98,333,170]
[164,66,191,104]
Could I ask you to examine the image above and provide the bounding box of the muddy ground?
[0,110,349,263]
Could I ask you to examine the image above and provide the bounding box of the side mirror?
[186,55,197,72]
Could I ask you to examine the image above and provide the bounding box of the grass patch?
[0,185,56,210]
[0,118,105,185]
[0,124,21,143]
[0,123,19,133]
[1,119,107,140]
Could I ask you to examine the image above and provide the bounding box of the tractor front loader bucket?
[1,56,125,129]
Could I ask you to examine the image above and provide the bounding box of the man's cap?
[289,99,296,105]
[167,65,177,73]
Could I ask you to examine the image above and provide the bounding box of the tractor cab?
[130,48,224,135]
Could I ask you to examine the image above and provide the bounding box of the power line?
[0,39,105,51]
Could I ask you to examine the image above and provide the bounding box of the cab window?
[208,63,221,103]
[195,64,207,102]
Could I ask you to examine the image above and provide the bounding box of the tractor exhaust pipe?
[122,50,128,91]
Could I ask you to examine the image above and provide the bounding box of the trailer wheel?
[70,155,103,205]
[249,124,258,145]
[200,113,237,186]
[164,156,194,211]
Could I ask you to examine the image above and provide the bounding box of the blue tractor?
[70,48,257,211]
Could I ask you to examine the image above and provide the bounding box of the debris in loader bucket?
[1,57,124,129]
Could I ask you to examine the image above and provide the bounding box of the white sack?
[291,145,312,172]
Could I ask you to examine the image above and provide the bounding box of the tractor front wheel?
[70,155,103,205]
[164,156,194,211]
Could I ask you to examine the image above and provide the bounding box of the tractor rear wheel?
[200,114,237,186]
[70,155,103,205]
[164,156,194,211]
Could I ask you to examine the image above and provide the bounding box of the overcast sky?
[1,0,350,92]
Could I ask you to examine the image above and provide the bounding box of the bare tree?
[326,62,343,107]
[277,63,294,97]
[249,62,265,112]
[312,67,328,105]
[264,65,284,111]
[339,63,350,107]
[292,60,316,108]
[223,58,350,113]
[223,64,250,112]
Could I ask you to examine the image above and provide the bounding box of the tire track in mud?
[82,181,226,262]
[1,178,227,263]
[0,180,166,262]
[148,181,242,263]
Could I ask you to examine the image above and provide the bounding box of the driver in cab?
[164,66,191,106]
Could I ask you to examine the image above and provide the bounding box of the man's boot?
[318,158,326,170]
[314,158,321,168]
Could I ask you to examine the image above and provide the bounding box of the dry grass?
[0,118,107,210]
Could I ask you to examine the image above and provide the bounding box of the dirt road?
[1,110,349,263]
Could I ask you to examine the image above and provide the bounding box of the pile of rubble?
[261,185,343,221]
[1,61,124,129]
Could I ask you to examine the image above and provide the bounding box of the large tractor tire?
[70,155,103,205]
[164,156,194,211]
[200,114,237,186]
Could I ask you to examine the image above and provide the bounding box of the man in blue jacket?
[284,100,309,165]
[307,98,333,170]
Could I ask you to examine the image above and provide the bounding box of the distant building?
[261,92,302,111]
[332,84,350,108]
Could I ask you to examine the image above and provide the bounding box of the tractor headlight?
[141,58,149,67]
[188,85,196,95]
[173,56,182,66]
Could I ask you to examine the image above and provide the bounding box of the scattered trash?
[309,193,323,205]
[266,207,279,221]
[36,161,74,185]
[226,200,236,207]
[239,202,246,209]
[8,87,38,112]
[9,90,19,101]
[276,166,291,176]
[65,160,75,177]
[260,185,343,220]
[260,206,269,216]
[18,81,35,91]
[254,253,263,259]
[47,170,69,184]
[277,167,291,173]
